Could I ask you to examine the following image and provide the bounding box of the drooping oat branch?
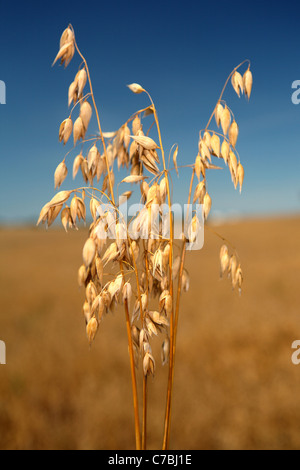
[162,62,252,448]
[205,59,251,132]
[69,25,116,205]
[70,25,143,450]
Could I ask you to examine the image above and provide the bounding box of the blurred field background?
[1,216,300,450]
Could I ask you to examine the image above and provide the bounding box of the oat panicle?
[40,26,253,451]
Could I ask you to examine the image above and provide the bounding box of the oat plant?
[38,25,253,450]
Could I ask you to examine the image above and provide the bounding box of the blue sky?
[0,0,300,223]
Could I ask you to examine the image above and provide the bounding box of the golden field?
[0,216,300,450]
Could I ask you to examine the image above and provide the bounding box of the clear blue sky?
[1,0,300,223]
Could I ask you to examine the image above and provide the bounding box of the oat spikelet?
[237,163,245,193]
[193,180,206,204]
[229,255,238,285]
[78,265,88,287]
[60,27,74,49]
[127,83,145,94]
[47,204,63,227]
[131,135,159,150]
[229,151,238,179]
[52,40,75,68]
[172,145,179,177]
[143,352,155,377]
[132,115,141,135]
[48,191,71,208]
[243,69,253,100]
[73,117,85,145]
[59,118,73,145]
[161,337,170,366]
[231,71,244,97]
[80,101,92,131]
[203,131,211,149]
[188,215,200,243]
[203,192,212,220]
[221,106,231,135]
[77,69,87,97]
[124,125,131,149]
[221,139,230,164]
[182,269,190,292]
[199,140,211,162]
[228,121,239,148]
[211,133,220,158]
[235,264,243,294]
[68,81,77,107]
[70,195,78,224]
[215,103,224,127]
[61,207,71,231]
[83,238,96,267]
[54,161,68,189]
[220,244,230,278]
[73,153,84,179]
[195,155,201,181]
[123,282,132,304]
[86,317,98,345]
[160,177,167,203]
[122,175,146,184]
[87,144,99,170]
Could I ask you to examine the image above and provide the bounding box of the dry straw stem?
[41,26,252,451]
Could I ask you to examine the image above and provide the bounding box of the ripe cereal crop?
[38,25,253,450]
